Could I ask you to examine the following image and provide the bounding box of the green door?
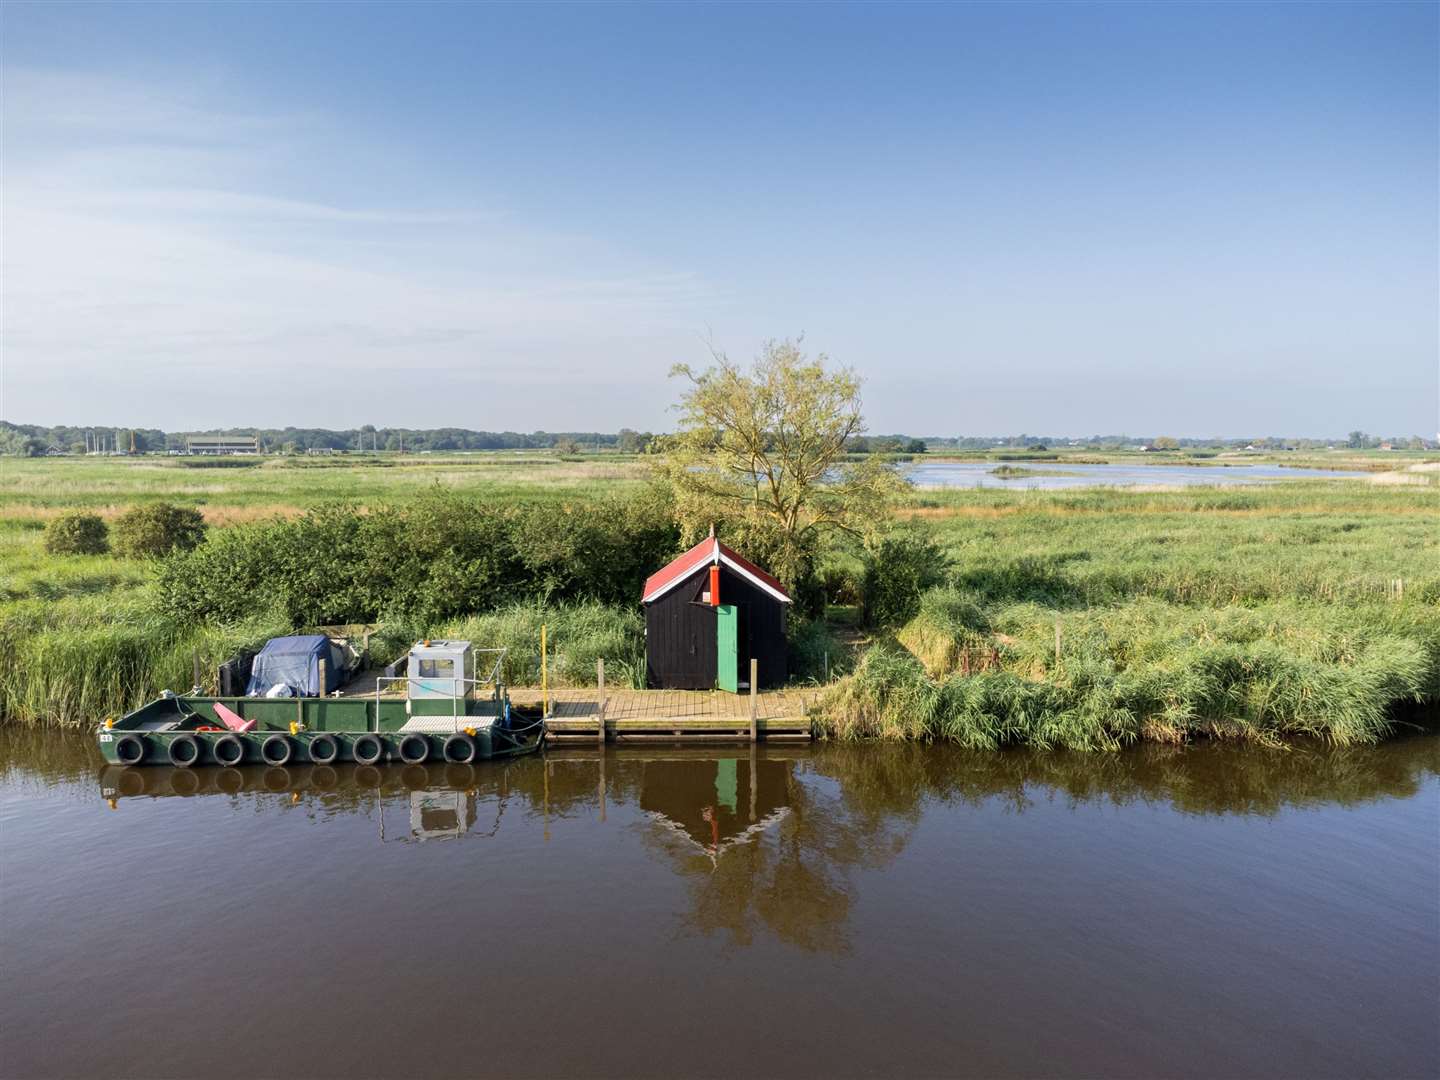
[716,604,738,692]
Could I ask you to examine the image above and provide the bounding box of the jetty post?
[596,658,606,746]
[749,659,758,743]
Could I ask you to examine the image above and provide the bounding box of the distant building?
[186,434,259,455]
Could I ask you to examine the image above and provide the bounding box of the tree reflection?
[74,730,1440,956]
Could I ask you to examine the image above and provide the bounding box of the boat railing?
[370,649,509,734]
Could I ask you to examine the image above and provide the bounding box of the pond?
[2,729,1436,1079]
[905,461,1372,489]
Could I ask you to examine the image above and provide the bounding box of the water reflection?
[83,735,1440,954]
[88,736,1439,821]
[4,729,1438,1078]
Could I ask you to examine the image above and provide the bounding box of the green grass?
[0,453,651,518]
[812,478,1439,747]
[2,455,1437,744]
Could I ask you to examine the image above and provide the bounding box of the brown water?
[2,729,1437,1079]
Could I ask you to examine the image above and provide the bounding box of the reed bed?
[2,460,1435,745]
[815,597,1439,749]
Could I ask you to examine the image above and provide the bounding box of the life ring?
[443,733,476,764]
[352,733,384,766]
[398,734,430,765]
[168,734,201,768]
[260,734,292,766]
[213,734,245,767]
[115,734,146,766]
[308,734,340,765]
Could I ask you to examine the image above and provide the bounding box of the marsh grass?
[2,460,1436,744]
[817,596,1438,749]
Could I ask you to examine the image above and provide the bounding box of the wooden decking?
[510,687,814,743]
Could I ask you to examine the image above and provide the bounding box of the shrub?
[156,492,681,627]
[43,513,110,555]
[113,503,207,559]
[861,533,946,627]
[787,618,852,683]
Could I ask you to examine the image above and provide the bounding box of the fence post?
[749,658,758,743]
[597,658,606,746]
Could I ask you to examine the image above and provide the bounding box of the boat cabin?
[642,536,791,691]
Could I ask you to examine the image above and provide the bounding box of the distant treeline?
[3,420,1432,456]
[0,422,658,456]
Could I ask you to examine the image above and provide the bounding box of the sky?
[2,1,1436,437]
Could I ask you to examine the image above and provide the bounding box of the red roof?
[642,537,792,604]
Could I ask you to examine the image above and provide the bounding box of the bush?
[156,491,681,627]
[113,503,207,559]
[861,533,946,627]
[43,513,109,555]
[787,618,852,683]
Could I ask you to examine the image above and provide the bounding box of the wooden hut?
[642,535,791,691]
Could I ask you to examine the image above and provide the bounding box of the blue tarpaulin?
[245,635,344,697]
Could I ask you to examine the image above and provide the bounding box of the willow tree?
[658,339,900,606]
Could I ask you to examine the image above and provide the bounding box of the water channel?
[905,461,1372,489]
[2,729,1436,1078]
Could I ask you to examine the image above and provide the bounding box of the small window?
[417,658,455,679]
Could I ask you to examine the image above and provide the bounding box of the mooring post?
[1054,620,1062,666]
[318,658,327,697]
[597,658,606,746]
[749,658,758,743]
[749,741,757,822]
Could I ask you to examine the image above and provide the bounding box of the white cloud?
[1,69,716,427]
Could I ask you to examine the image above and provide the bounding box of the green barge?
[96,637,544,767]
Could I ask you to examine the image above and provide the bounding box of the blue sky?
[2,2,1435,436]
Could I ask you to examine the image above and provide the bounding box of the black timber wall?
[644,564,788,690]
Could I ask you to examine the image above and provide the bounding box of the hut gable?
[642,537,792,605]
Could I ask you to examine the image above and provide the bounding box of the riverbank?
[1,458,1436,746]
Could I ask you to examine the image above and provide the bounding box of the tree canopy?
[658,339,900,601]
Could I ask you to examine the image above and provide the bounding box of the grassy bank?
[2,456,1436,745]
[811,479,1439,747]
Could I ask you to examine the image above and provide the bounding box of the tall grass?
[0,595,289,725]
[816,595,1439,749]
[3,463,1436,745]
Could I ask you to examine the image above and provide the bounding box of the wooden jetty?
[514,660,813,744]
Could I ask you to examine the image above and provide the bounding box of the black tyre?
[213,734,245,767]
[398,734,429,764]
[168,734,201,768]
[308,734,340,765]
[261,734,292,766]
[115,734,146,766]
[352,733,384,766]
[443,734,476,764]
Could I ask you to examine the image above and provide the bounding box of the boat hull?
[96,695,544,766]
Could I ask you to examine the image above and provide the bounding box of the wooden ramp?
[511,687,813,744]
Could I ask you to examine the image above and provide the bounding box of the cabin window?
[417,658,455,679]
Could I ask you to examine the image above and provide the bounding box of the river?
[2,729,1436,1079]
[905,461,1371,489]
